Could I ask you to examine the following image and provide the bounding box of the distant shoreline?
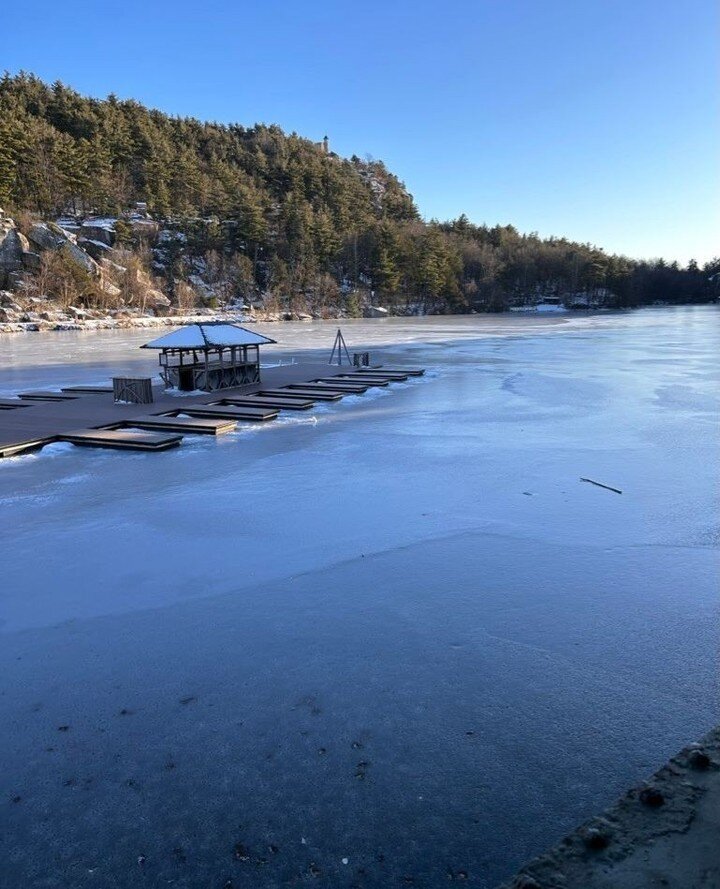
[2,303,715,337]
[0,310,293,336]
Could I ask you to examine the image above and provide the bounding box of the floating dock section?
[219,396,315,411]
[305,381,370,393]
[19,391,80,402]
[258,387,344,401]
[178,404,279,422]
[120,416,237,435]
[60,429,183,452]
[61,386,114,395]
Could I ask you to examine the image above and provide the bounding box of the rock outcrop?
[28,221,72,252]
[146,290,171,309]
[21,251,42,271]
[100,280,122,300]
[80,220,115,246]
[0,212,31,287]
[28,222,101,278]
[79,239,112,260]
[63,241,101,277]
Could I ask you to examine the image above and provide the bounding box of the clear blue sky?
[4,0,719,264]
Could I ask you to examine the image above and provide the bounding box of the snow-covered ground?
[0,307,718,888]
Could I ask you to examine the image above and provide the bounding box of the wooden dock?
[119,416,238,435]
[0,363,425,459]
[219,396,315,411]
[338,372,409,382]
[0,399,32,410]
[61,385,114,395]
[258,387,344,401]
[323,376,388,388]
[363,367,425,377]
[176,405,280,422]
[19,391,81,402]
[61,429,183,452]
[303,381,370,393]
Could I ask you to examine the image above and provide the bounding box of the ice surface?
[0,307,718,887]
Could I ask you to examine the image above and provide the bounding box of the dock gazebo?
[141,322,276,392]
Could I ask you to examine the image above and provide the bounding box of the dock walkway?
[0,364,424,458]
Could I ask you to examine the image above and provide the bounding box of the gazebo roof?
[141,322,277,350]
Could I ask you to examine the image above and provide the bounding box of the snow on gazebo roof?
[141,322,277,350]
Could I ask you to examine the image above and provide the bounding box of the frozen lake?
[1,307,718,888]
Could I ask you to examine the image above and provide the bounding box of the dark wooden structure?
[112,377,154,404]
[0,363,425,459]
[142,322,277,392]
[61,429,182,452]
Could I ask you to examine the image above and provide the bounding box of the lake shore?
[0,306,317,336]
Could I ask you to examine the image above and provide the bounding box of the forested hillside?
[0,72,716,315]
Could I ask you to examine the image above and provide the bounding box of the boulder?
[0,227,29,270]
[27,222,100,278]
[61,242,101,278]
[0,292,22,311]
[79,238,112,260]
[80,221,116,246]
[129,217,159,238]
[7,270,28,290]
[127,266,152,287]
[28,222,74,251]
[100,280,122,299]
[21,251,42,271]
[0,220,30,287]
[39,310,69,322]
[100,258,127,276]
[145,289,171,309]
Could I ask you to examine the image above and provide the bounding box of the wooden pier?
[301,381,370,393]
[61,385,114,395]
[220,396,315,411]
[258,387,344,401]
[176,404,279,422]
[0,363,425,458]
[322,376,388,388]
[61,429,183,452]
[119,416,238,435]
[19,391,81,402]
[362,367,425,377]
